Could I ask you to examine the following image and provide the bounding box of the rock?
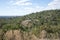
[23,32,39,40]
[40,30,47,39]
[13,30,23,40]
[4,30,23,40]
[30,34,39,40]
[21,20,32,27]
[4,30,14,40]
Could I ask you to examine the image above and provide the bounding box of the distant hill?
[0,16,18,19]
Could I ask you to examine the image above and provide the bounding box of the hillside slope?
[0,9,60,40]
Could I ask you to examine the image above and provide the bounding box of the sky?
[0,0,60,16]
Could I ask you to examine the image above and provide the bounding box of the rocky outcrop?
[4,30,14,40]
[4,30,39,40]
[14,30,23,40]
[0,29,59,40]
[21,20,33,27]
[39,30,47,39]
[23,32,39,40]
[4,30,23,40]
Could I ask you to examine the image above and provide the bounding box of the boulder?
[39,30,47,39]
[4,30,23,40]
[21,20,32,27]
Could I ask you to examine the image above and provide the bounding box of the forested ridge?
[0,9,60,40]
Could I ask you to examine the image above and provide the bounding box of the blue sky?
[0,0,60,16]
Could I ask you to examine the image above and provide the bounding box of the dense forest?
[0,9,60,40]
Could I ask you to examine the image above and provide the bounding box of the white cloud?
[6,0,45,16]
[4,0,60,16]
[23,6,44,14]
[12,0,32,6]
[45,0,60,9]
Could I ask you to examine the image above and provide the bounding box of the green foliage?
[2,23,20,31]
[0,9,60,37]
